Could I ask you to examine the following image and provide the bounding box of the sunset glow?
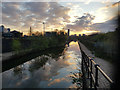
[70,30,100,36]
[1,1,118,35]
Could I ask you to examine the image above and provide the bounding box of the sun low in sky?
[1,0,119,35]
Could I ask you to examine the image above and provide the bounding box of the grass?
[78,30,118,63]
[11,31,68,54]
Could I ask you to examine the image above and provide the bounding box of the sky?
[1,0,119,35]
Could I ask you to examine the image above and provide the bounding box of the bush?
[12,39,21,53]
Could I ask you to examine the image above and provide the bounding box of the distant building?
[0,25,10,33]
[74,34,77,36]
[82,34,86,36]
[0,25,9,33]
[79,34,81,37]
[1,25,4,33]
[60,31,64,35]
[1,25,23,38]
[52,32,57,36]
[68,29,70,36]
[23,35,28,38]
[2,33,13,38]
[11,30,23,38]
[45,32,52,37]
[45,31,57,37]
[1,25,12,38]
[7,28,10,33]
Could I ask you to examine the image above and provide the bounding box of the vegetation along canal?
[2,41,83,88]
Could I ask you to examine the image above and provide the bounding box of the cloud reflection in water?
[2,41,82,88]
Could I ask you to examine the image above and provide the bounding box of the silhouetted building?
[79,34,81,37]
[74,34,77,36]
[1,25,23,38]
[68,29,70,36]
[1,25,4,33]
[83,34,86,36]
[45,32,52,37]
[1,26,13,38]
[1,25,11,33]
[60,32,64,35]
[7,28,10,33]
[2,33,13,38]
[11,30,23,38]
[45,32,57,37]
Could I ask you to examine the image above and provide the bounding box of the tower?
[30,27,32,36]
[43,22,45,36]
[68,29,70,36]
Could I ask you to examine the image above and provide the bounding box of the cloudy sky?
[1,0,119,35]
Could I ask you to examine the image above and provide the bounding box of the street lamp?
[43,22,45,36]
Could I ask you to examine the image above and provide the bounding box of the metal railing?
[78,41,114,89]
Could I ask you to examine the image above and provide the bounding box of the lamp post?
[43,22,45,36]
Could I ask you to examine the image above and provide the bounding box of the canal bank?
[2,45,67,72]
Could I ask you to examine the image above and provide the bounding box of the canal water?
[2,41,82,88]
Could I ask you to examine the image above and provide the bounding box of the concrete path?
[79,42,114,88]
[1,51,17,61]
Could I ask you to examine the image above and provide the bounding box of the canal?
[2,41,82,88]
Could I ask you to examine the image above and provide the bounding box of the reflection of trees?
[70,70,83,89]
[3,44,66,72]
[28,55,49,72]
[13,65,23,76]
[45,46,65,61]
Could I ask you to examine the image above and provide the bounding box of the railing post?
[110,83,114,90]
[95,64,99,87]
[87,57,90,79]
[81,50,87,89]
[90,59,93,88]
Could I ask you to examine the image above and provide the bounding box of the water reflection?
[2,41,82,88]
[28,55,49,72]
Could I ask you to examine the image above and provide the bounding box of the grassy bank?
[78,30,118,63]
[6,31,68,54]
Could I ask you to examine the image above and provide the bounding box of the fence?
[78,41,114,89]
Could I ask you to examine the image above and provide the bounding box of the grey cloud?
[91,16,117,33]
[66,13,95,31]
[66,13,117,33]
[2,2,22,19]
[2,2,70,32]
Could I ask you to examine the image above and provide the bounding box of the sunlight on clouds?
[84,0,92,4]
[70,30,100,36]
[2,1,118,34]
[2,2,70,35]
[93,2,118,23]
[48,77,69,86]
[69,84,77,88]
[68,4,83,23]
